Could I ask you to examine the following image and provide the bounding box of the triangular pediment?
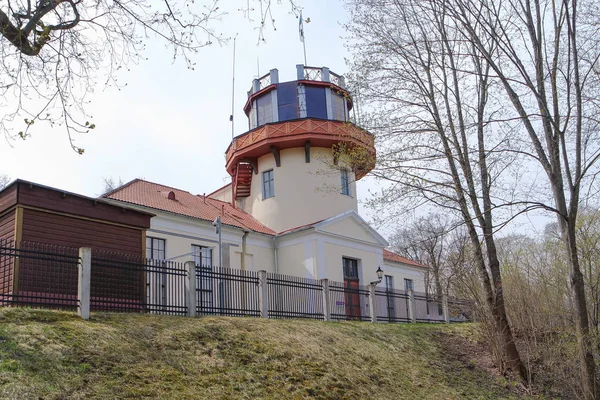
[313,210,389,247]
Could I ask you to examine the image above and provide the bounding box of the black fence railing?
[374,287,411,323]
[196,266,260,317]
[267,273,323,319]
[91,251,187,315]
[0,239,79,310]
[329,280,371,321]
[0,241,474,324]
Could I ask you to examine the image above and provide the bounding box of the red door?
[343,258,361,319]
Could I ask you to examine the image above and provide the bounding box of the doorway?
[342,257,361,319]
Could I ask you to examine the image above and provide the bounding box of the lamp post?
[368,266,384,323]
[213,217,222,268]
[370,266,384,285]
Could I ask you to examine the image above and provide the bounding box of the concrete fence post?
[442,295,450,324]
[321,278,331,322]
[258,270,268,319]
[185,261,197,318]
[369,284,377,323]
[77,247,91,320]
[408,289,416,323]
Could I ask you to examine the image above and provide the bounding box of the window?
[341,169,351,196]
[385,275,395,321]
[193,245,215,311]
[262,169,274,199]
[249,105,257,130]
[331,92,347,121]
[305,86,327,119]
[192,245,213,267]
[277,81,299,121]
[404,278,414,292]
[256,93,273,126]
[146,237,165,260]
[342,257,359,280]
[385,275,394,292]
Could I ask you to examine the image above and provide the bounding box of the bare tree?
[439,0,600,396]
[390,214,457,301]
[346,0,529,381]
[0,174,10,190]
[100,176,125,196]
[0,0,299,152]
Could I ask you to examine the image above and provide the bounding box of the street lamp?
[370,266,384,285]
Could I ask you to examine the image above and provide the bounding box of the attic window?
[160,190,177,200]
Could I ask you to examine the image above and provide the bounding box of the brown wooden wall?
[17,208,145,296]
[0,184,17,216]
[0,209,15,241]
[20,208,144,255]
[0,180,152,303]
[16,182,151,228]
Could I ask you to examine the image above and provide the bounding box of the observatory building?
[104,65,429,315]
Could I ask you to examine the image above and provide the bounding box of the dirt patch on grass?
[436,325,535,399]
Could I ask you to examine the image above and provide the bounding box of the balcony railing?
[258,72,271,90]
[248,66,347,96]
[302,66,346,88]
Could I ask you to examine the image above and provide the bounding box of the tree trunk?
[486,237,529,381]
[563,217,598,399]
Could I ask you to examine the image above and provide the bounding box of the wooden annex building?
[0,179,153,306]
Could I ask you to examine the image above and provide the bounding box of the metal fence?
[0,239,79,310]
[374,287,411,323]
[0,241,473,324]
[196,266,260,317]
[267,272,323,319]
[329,280,371,321]
[90,251,187,315]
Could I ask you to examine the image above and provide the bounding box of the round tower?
[225,65,375,233]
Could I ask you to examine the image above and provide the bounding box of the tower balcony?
[225,118,375,180]
[226,65,376,202]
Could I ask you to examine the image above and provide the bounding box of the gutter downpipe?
[241,231,249,270]
[273,236,279,275]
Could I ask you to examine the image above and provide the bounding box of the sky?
[0,1,384,217]
[0,0,555,238]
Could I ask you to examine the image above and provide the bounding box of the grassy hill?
[0,309,533,399]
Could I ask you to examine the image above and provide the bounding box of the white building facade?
[104,65,429,319]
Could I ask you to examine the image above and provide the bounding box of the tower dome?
[225,65,375,233]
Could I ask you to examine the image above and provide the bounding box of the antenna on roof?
[230,34,238,140]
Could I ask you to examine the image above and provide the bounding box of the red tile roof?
[383,249,429,269]
[103,179,275,235]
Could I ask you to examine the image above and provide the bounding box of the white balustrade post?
[77,247,91,320]
[269,68,279,84]
[369,284,377,323]
[321,67,330,82]
[296,64,305,80]
[442,294,450,324]
[408,289,416,323]
[258,270,268,319]
[185,261,197,318]
[321,278,331,322]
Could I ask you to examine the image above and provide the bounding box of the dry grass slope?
[0,309,534,399]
